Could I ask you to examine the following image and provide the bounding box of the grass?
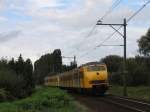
[0,86,87,112]
[108,85,150,101]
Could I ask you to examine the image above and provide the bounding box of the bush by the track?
[0,86,87,112]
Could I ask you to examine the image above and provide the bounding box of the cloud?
[32,0,64,8]
[0,16,7,21]
[26,0,114,28]
[0,30,21,43]
[0,0,5,11]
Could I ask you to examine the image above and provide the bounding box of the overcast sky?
[0,0,150,65]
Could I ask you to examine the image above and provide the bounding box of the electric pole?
[62,55,77,67]
[74,55,77,66]
[123,18,127,96]
[96,18,127,96]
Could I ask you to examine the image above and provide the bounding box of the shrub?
[0,68,26,99]
[126,58,149,86]
[0,87,86,112]
[0,88,8,102]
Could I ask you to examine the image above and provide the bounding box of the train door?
[79,67,84,88]
[73,69,80,88]
[77,69,80,88]
[57,76,59,87]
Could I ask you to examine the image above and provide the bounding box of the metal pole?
[74,56,76,64]
[74,55,77,67]
[123,18,127,96]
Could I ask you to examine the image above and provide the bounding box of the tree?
[101,55,122,72]
[24,59,34,95]
[15,54,25,75]
[0,55,34,100]
[138,28,150,56]
[0,58,8,69]
[53,49,62,73]
[125,58,149,86]
[8,58,15,70]
[100,55,123,84]
[34,53,54,84]
[0,69,22,99]
[34,49,75,84]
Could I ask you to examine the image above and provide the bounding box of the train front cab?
[82,64,109,94]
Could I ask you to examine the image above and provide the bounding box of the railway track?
[99,95,150,112]
[70,92,150,112]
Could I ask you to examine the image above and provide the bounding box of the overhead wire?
[80,0,150,58]
[100,0,123,21]
[75,0,123,50]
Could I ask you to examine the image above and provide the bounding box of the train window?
[87,65,105,71]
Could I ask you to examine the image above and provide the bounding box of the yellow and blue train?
[44,62,109,95]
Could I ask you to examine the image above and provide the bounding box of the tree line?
[101,55,150,86]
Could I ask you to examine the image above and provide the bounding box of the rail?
[99,95,150,112]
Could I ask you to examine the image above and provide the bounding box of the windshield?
[87,65,106,71]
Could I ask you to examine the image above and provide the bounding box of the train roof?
[80,62,105,67]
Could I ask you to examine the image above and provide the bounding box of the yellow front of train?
[83,63,109,94]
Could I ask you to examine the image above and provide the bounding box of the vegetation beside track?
[108,85,150,101]
[0,86,87,112]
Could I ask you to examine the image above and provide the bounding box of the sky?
[0,0,149,65]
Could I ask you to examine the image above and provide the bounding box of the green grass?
[0,86,87,112]
[108,85,150,101]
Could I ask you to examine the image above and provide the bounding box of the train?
[44,62,109,95]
